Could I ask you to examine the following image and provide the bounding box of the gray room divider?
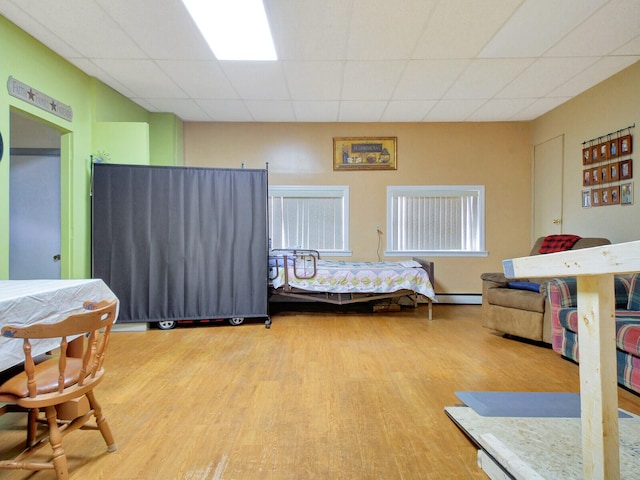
[92,163,269,326]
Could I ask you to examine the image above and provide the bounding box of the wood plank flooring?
[2,304,640,479]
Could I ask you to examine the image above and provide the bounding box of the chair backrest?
[1,299,118,398]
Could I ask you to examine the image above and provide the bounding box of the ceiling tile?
[545,0,640,57]
[613,35,640,55]
[96,0,213,60]
[347,0,437,60]
[342,61,406,100]
[265,0,352,61]
[16,0,147,58]
[467,98,536,121]
[381,101,436,122]
[423,99,487,121]
[510,97,571,121]
[142,98,209,121]
[549,56,640,97]
[245,100,296,122]
[2,1,83,58]
[496,57,600,99]
[219,62,290,100]
[479,0,608,58]
[393,60,468,100]
[444,59,533,99]
[197,100,253,122]
[91,59,186,98]
[157,60,238,99]
[413,0,524,59]
[338,101,388,121]
[292,101,340,122]
[283,62,344,100]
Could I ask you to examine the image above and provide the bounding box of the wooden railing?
[503,240,640,479]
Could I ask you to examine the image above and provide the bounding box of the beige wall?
[532,60,640,244]
[185,122,532,295]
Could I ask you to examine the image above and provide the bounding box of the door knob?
[53,254,61,262]
[552,219,561,225]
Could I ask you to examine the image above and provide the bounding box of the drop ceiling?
[2,0,639,122]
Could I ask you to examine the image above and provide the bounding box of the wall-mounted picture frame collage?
[582,128,634,207]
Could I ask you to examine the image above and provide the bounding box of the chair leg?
[27,408,39,448]
[86,391,116,452]
[44,405,68,480]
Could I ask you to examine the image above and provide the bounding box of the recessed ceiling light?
[182,0,277,61]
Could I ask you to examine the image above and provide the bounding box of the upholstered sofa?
[547,274,640,394]
[481,237,611,344]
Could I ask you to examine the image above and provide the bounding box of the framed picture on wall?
[621,182,633,205]
[591,146,599,163]
[620,159,633,179]
[609,138,619,159]
[583,147,591,165]
[582,189,591,207]
[591,167,600,184]
[333,137,397,171]
[583,169,591,186]
[609,162,620,181]
[600,165,609,183]
[609,185,620,205]
[599,143,608,161]
[592,189,600,206]
[620,135,633,155]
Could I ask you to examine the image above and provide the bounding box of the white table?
[0,279,117,372]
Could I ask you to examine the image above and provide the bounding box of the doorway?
[533,135,564,241]
[9,111,62,279]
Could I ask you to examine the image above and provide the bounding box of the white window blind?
[268,186,350,255]
[387,185,486,256]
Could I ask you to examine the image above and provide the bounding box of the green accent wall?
[0,15,183,279]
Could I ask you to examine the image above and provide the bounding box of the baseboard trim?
[113,323,148,332]
[435,294,482,305]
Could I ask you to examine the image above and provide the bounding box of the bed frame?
[268,250,434,320]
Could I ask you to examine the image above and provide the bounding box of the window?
[386,185,486,256]
[268,185,350,255]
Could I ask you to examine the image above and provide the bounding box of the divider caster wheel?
[156,320,177,330]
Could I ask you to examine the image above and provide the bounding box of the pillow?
[628,274,640,311]
[507,281,541,293]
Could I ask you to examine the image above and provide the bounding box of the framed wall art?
[599,142,608,161]
[609,138,619,159]
[609,162,619,181]
[609,185,620,205]
[620,159,633,179]
[333,137,397,171]
[621,182,633,205]
[582,189,591,207]
[620,134,633,155]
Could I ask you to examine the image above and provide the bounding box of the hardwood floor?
[2,304,640,479]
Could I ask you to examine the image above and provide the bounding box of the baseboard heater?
[434,294,482,305]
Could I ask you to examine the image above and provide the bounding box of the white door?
[533,135,564,240]
[9,151,61,279]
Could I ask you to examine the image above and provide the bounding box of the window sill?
[384,250,489,258]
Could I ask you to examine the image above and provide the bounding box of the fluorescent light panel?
[182,0,277,61]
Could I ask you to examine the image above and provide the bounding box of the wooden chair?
[0,299,118,479]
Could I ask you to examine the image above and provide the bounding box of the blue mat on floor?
[455,391,631,418]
